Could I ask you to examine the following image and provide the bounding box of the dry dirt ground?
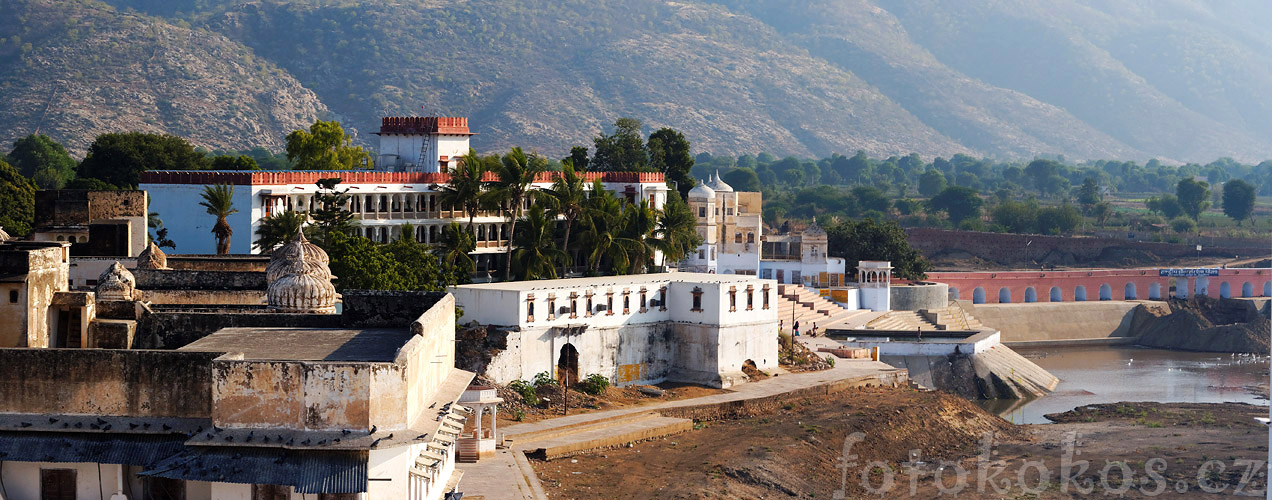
[532,388,1268,499]
[496,383,730,425]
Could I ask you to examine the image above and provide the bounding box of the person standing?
[794,320,800,337]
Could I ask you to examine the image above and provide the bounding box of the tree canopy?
[8,134,77,190]
[1175,178,1211,220]
[647,127,695,198]
[284,120,372,171]
[590,118,648,172]
[1221,179,1256,225]
[0,160,36,237]
[928,186,983,224]
[823,218,929,281]
[78,132,210,188]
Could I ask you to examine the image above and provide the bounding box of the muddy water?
[981,346,1269,424]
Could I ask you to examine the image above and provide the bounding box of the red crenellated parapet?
[377,116,473,135]
[139,170,666,186]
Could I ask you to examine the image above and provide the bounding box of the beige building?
[683,172,764,275]
[0,240,80,348]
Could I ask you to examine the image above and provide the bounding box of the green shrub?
[825,355,835,368]
[575,374,611,395]
[508,379,539,406]
[532,371,559,387]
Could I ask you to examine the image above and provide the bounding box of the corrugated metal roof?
[141,447,368,494]
[0,431,187,466]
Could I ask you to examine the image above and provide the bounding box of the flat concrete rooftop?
[178,327,413,362]
[454,272,765,291]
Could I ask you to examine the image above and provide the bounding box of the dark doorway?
[40,469,76,500]
[144,477,186,500]
[557,343,579,386]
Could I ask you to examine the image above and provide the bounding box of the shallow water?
[982,346,1269,424]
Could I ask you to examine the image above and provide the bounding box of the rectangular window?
[763,285,771,309]
[659,286,667,311]
[691,287,703,312]
[639,289,647,312]
[746,287,754,310]
[698,207,706,217]
[570,293,578,319]
[623,292,631,314]
[729,288,737,312]
[548,296,557,320]
[734,233,743,243]
[586,294,594,317]
[698,250,705,260]
[606,293,615,315]
[727,208,734,215]
[526,295,536,322]
[8,290,16,303]
[40,469,76,500]
[143,477,186,500]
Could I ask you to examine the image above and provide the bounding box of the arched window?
[1024,287,1037,303]
[998,287,1012,303]
[1219,282,1231,298]
[1075,285,1087,301]
[1099,284,1112,301]
[972,287,986,304]
[1049,286,1062,302]
[1124,282,1137,300]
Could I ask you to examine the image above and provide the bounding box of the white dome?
[709,170,733,192]
[96,261,136,301]
[267,240,338,314]
[688,182,715,200]
[0,226,9,242]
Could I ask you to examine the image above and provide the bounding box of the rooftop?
[178,327,414,362]
[455,272,767,292]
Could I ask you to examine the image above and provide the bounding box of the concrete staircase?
[923,306,986,331]
[507,411,694,460]
[776,284,869,330]
[865,311,940,331]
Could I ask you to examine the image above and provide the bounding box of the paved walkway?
[456,344,902,500]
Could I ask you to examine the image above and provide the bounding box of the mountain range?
[2,0,1269,163]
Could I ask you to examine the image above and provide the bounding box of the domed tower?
[266,230,338,313]
[96,262,136,301]
[136,241,169,270]
[686,182,718,272]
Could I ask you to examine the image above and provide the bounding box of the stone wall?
[342,289,446,328]
[0,348,217,417]
[968,301,1170,343]
[906,228,1257,265]
[890,282,949,311]
[136,310,342,349]
[134,268,266,290]
[167,255,270,272]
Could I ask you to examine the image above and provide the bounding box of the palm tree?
[433,149,487,234]
[486,147,547,280]
[511,206,566,280]
[254,210,308,252]
[577,186,630,274]
[199,184,238,254]
[618,198,659,274]
[651,194,703,268]
[543,161,588,277]
[433,221,476,278]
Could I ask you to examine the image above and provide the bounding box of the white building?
[450,273,779,388]
[757,220,847,288]
[141,117,670,273]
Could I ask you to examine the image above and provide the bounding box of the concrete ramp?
[882,344,1058,400]
[511,411,694,460]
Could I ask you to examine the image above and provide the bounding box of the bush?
[1170,216,1197,234]
[508,379,539,406]
[825,355,835,368]
[532,371,559,387]
[575,374,611,395]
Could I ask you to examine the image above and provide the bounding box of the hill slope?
[4,0,1271,162]
[0,0,327,156]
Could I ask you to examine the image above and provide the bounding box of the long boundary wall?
[968,301,1170,344]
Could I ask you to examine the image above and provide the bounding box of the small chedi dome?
[136,241,169,270]
[96,261,136,301]
[0,226,10,242]
[688,181,715,200]
[267,234,337,314]
[267,230,330,282]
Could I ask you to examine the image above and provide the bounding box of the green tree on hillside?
[647,127,695,198]
[0,161,36,237]
[78,132,210,188]
[721,167,762,192]
[591,118,647,172]
[929,186,983,225]
[918,169,946,197]
[1221,179,1256,225]
[8,134,77,189]
[1175,179,1210,220]
[284,120,371,170]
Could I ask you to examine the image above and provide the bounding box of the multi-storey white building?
[681,172,844,286]
[141,117,670,275]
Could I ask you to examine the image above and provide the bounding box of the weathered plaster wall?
[0,349,216,417]
[406,293,456,414]
[342,289,446,328]
[137,289,266,305]
[166,255,270,272]
[968,301,1164,342]
[0,243,69,347]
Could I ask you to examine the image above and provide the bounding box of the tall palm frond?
[199,184,238,254]
[486,147,547,280]
[543,161,588,277]
[651,194,703,267]
[433,221,476,278]
[254,210,308,252]
[433,149,487,234]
